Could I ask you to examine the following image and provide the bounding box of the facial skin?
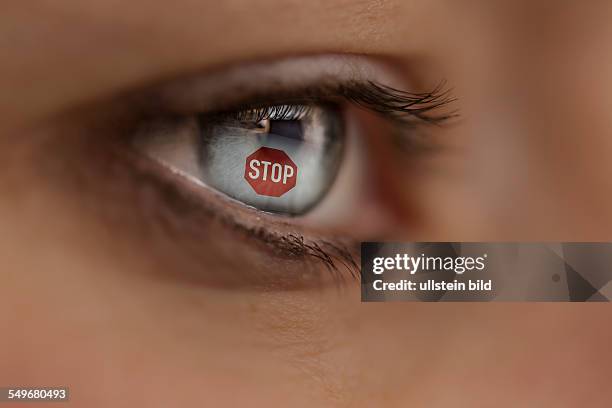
[2,1,612,407]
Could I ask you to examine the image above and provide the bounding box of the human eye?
[129,55,455,222]
[136,102,344,215]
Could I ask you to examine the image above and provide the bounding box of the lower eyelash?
[158,177,362,286]
[241,226,360,284]
[115,134,361,285]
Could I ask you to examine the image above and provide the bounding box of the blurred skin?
[2,0,612,407]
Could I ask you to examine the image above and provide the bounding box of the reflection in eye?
[132,58,455,223]
[135,103,344,216]
[198,104,344,214]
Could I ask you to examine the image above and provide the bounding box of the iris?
[195,103,344,214]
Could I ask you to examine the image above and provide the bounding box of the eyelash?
[343,80,457,125]
[189,80,456,157]
[199,80,455,127]
[232,104,312,122]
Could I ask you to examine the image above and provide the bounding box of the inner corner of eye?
[135,101,346,217]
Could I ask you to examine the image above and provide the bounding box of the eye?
[136,102,344,215]
[128,55,455,228]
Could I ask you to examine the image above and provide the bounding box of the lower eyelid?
[35,120,360,291]
[112,135,361,289]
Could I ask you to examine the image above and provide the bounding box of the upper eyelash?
[342,80,458,126]
[197,80,456,127]
[234,104,311,122]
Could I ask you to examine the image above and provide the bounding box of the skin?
[1,0,612,406]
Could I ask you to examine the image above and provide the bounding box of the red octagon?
[244,147,298,197]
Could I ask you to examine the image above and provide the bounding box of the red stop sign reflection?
[244,147,298,197]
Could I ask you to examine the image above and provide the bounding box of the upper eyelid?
[125,54,456,126]
[130,55,409,113]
